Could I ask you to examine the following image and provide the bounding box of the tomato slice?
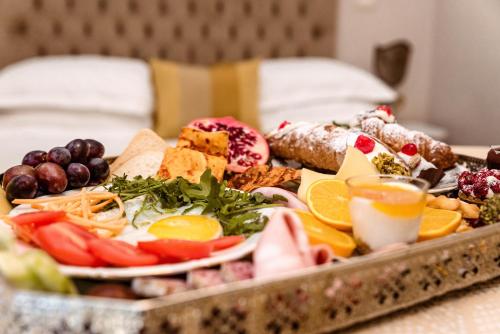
[12,211,66,226]
[206,236,245,251]
[35,222,104,267]
[88,239,159,267]
[138,239,212,261]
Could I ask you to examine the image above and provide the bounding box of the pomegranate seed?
[377,105,393,116]
[354,135,375,154]
[401,143,418,156]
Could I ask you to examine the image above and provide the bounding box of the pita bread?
[112,151,165,179]
[110,129,167,174]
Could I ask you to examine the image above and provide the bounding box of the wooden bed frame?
[0,0,338,69]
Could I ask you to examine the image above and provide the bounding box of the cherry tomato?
[138,239,212,261]
[88,239,159,267]
[35,222,103,267]
[11,211,66,226]
[206,236,245,251]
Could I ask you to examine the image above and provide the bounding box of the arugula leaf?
[105,170,283,236]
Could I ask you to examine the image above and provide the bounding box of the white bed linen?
[0,56,153,117]
[0,110,152,172]
[260,101,376,133]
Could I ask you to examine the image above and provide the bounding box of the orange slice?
[306,179,352,231]
[418,207,462,241]
[295,210,356,257]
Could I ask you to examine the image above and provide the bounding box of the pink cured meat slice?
[253,208,332,278]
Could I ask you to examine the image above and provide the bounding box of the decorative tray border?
[1,154,498,333]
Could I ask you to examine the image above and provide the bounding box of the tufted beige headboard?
[0,0,338,69]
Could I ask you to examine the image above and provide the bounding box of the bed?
[0,0,395,170]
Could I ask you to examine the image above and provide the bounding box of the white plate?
[2,194,262,279]
[58,233,260,279]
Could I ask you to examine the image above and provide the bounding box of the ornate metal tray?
[1,155,498,334]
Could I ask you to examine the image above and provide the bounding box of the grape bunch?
[2,139,109,202]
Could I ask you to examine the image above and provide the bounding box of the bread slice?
[112,150,165,179]
[177,128,229,158]
[110,129,168,174]
[157,147,208,183]
[204,154,226,181]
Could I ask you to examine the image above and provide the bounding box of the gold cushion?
[150,59,260,138]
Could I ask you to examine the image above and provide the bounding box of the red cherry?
[401,143,418,156]
[278,121,290,130]
[354,134,376,154]
[377,105,393,116]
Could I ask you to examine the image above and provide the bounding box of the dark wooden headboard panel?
[0,0,338,68]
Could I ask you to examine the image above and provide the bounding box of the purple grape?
[85,139,105,159]
[87,158,110,182]
[2,165,35,189]
[47,147,72,167]
[66,139,90,163]
[22,150,47,167]
[35,162,68,194]
[66,163,90,188]
[5,174,38,202]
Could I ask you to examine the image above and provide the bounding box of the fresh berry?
[376,105,393,116]
[473,178,489,198]
[458,171,475,188]
[354,135,376,154]
[401,143,418,156]
[278,121,291,130]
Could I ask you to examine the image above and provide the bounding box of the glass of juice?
[346,175,430,252]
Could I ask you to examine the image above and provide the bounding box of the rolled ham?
[253,208,333,278]
[251,187,309,211]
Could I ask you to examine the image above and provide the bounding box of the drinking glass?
[346,175,430,252]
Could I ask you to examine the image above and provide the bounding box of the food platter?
[1,219,499,334]
[0,109,498,333]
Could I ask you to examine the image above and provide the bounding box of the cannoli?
[266,122,410,175]
[351,107,456,169]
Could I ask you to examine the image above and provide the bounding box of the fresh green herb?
[105,170,283,236]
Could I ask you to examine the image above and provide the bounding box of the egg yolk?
[148,215,222,241]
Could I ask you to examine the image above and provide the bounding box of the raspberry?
[376,105,393,116]
[461,184,474,196]
[477,168,493,179]
[458,171,475,188]
[401,143,418,156]
[278,121,290,130]
[354,134,376,154]
[473,178,489,199]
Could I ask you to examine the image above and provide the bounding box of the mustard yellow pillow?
[150,59,260,138]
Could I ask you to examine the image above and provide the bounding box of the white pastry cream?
[349,182,425,251]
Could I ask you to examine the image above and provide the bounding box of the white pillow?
[0,56,153,117]
[259,58,397,112]
[260,101,376,134]
[0,109,152,172]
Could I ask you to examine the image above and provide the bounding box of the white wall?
[336,0,436,122]
[429,0,500,145]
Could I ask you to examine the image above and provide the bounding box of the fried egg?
[96,196,222,245]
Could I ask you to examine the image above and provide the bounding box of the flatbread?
[110,129,168,174]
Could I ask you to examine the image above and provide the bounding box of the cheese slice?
[298,168,336,202]
[334,146,379,181]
